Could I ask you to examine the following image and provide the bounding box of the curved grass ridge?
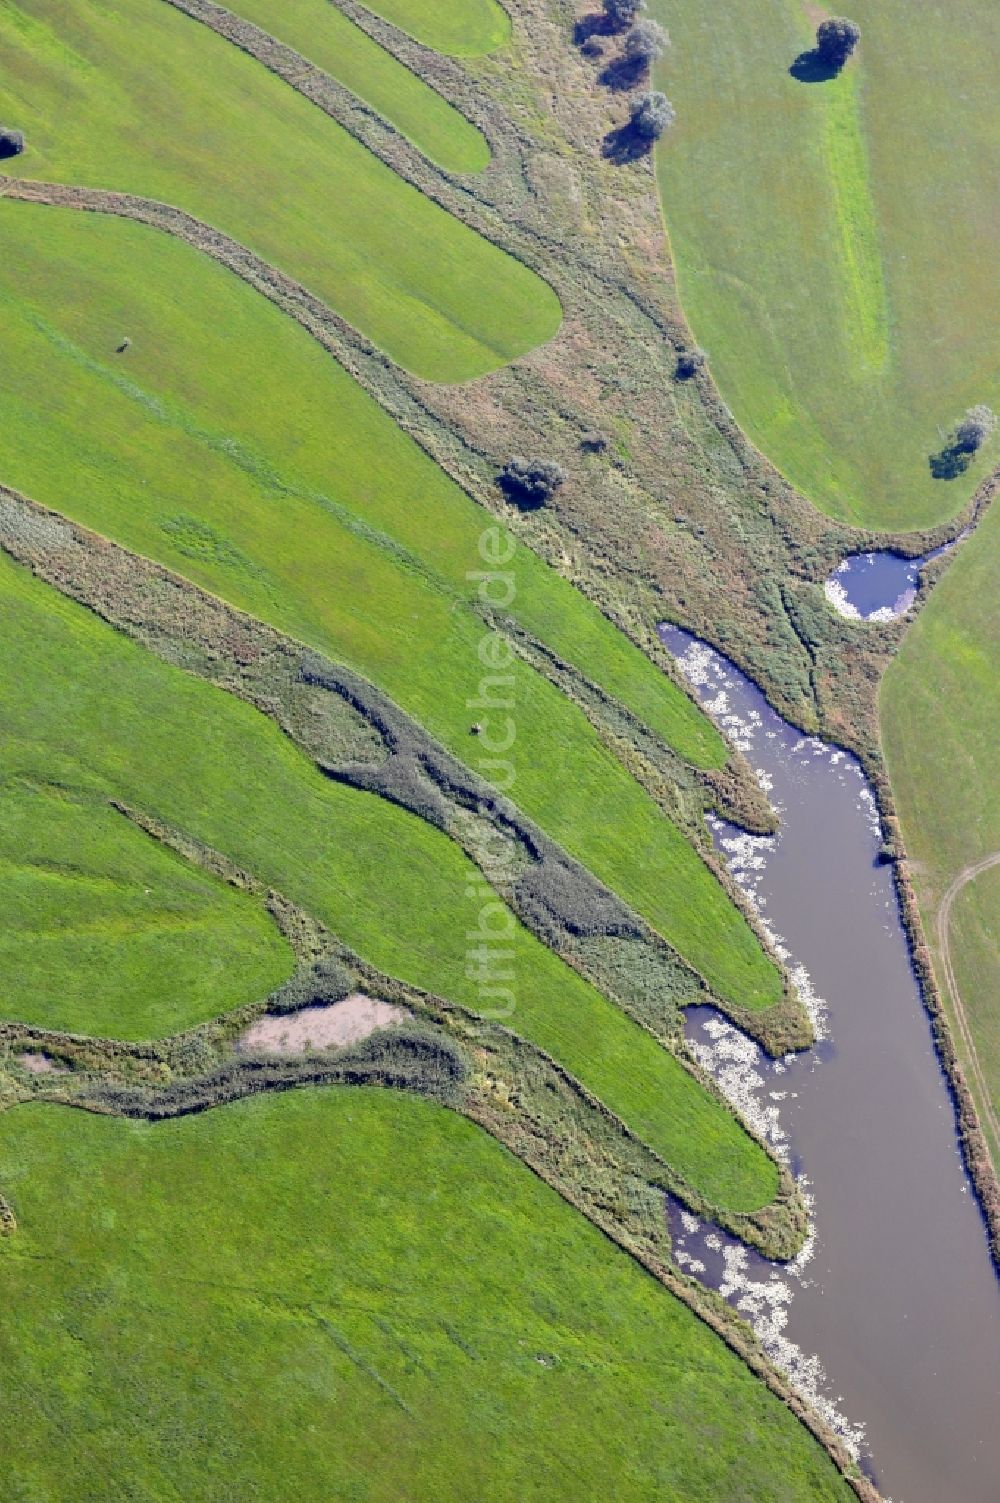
[0,817,803,1251]
[0,0,559,381]
[882,491,1000,1258]
[0,192,718,769]
[224,0,490,173]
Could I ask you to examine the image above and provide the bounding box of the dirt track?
[936,852,1000,1152]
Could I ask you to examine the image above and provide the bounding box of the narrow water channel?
[659,625,1000,1503]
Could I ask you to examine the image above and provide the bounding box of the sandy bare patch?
[16,1051,65,1075]
[239,993,410,1055]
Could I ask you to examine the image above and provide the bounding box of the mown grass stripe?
[821,69,889,373]
[225,0,490,173]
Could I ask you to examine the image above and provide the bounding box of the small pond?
[824,540,956,622]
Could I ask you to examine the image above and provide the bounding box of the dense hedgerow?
[83,1028,468,1120]
[267,954,357,1015]
[515,855,644,939]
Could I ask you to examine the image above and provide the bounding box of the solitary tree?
[0,127,24,159]
[676,346,706,379]
[630,90,675,140]
[498,457,568,509]
[624,18,669,65]
[602,0,645,33]
[955,404,998,452]
[815,17,860,68]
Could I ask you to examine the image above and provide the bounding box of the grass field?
[882,503,1000,1166]
[0,199,788,1014]
[0,0,558,381]
[0,1090,851,1503]
[651,0,1000,529]
[0,785,293,1039]
[0,552,780,1211]
[363,0,510,56]
[226,0,490,173]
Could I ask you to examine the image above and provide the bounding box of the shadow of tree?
[789,48,842,83]
[602,122,654,165]
[929,444,974,481]
[599,54,648,92]
[497,476,546,510]
[0,133,24,160]
[573,12,612,45]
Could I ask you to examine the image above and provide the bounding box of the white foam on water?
[665,627,870,1459]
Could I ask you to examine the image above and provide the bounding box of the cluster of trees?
[594,0,677,144]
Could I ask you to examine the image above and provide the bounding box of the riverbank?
[663,625,1000,1503]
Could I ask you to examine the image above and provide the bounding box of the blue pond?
[823,547,950,621]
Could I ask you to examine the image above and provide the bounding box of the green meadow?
[0,199,785,1013]
[883,502,1000,1164]
[0,0,559,380]
[0,553,779,1211]
[0,785,292,1040]
[363,0,510,56]
[227,0,490,173]
[0,1091,852,1503]
[652,0,1000,529]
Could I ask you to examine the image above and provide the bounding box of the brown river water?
[659,625,1000,1503]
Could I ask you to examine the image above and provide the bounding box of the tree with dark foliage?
[675,347,706,379]
[624,18,669,65]
[498,457,568,509]
[602,0,645,33]
[955,404,997,452]
[0,127,24,159]
[630,90,675,140]
[815,17,860,69]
